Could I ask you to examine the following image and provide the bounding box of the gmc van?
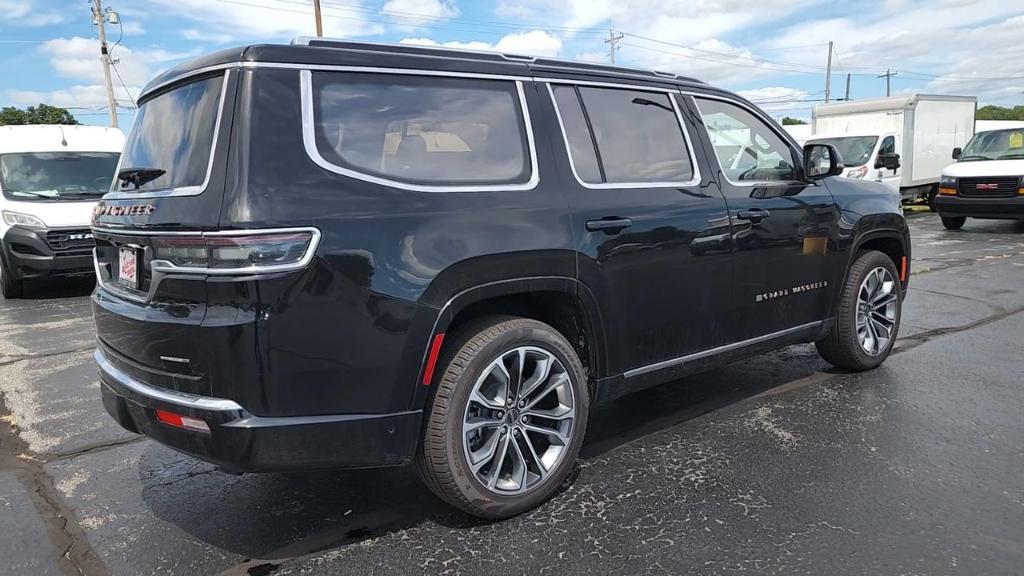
[92,39,910,518]
[935,127,1024,229]
[0,124,124,298]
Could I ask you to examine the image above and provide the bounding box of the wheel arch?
[412,277,608,409]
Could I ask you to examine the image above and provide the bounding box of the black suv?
[92,39,910,518]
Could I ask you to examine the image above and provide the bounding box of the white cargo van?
[0,124,124,298]
[809,94,976,206]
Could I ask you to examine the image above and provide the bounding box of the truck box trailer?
[810,94,976,204]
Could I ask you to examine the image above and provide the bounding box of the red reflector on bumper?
[155,409,211,433]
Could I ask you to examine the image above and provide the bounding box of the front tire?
[817,250,902,371]
[417,316,589,519]
[941,216,966,230]
[0,256,24,299]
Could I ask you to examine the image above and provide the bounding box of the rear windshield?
[115,74,224,192]
[806,136,878,167]
[311,72,530,186]
[0,152,120,202]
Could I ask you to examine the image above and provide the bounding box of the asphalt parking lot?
[1,212,1022,576]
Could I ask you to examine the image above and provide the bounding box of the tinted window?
[696,98,797,182]
[550,85,602,183]
[1,152,119,201]
[312,73,530,186]
[575,87,693,183]
[117,74,223,192]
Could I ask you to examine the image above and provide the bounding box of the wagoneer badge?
[93,204,157,218]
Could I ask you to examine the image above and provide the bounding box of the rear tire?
[0,256,24,299]
[816,250,902,371]
[941,216,966,230]
[417,316,589,519]
[927,186,938,212]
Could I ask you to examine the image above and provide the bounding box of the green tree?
[976,105,1024,121]
[0,104,79,126]
[0,106,28,125]
[781,116,807,125]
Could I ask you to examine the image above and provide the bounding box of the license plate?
[118,246,138,289]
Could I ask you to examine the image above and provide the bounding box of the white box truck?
[809,94,976,206]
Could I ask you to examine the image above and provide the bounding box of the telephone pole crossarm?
[604,29,624,64]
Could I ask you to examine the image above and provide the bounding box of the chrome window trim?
[300,69,539,193]
[545,83,702,190]
[686,91,806,188]
[106,70,231,200]
[624,320,824,378]
[540,76,679,94]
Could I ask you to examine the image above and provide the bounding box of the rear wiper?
[117,167,166,189]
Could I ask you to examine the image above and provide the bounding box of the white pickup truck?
[934,127,1024,229]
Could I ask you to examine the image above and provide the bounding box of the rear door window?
[549,84,695,185]
[115,74,225,193]
[309,72,531,187]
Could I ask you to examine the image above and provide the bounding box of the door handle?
[586,217,633,234]
[737,209,770,222]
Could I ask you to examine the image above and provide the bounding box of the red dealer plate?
[118,246,138,289]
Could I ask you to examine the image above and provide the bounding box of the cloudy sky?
[1,0,1022,126]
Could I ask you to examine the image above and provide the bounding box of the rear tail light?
[155,409,211,433]
[151,228,319,274]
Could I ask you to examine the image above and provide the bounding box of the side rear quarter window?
[309,72,532,188]
[549,84,696,186]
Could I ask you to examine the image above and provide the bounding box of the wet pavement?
[1,213,1022,576]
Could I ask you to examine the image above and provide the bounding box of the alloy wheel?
[461,346,576,495]
[856,266,898,355]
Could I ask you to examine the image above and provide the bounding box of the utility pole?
[604,29,623,64]
[878,68,897,97]
[313,0,323,37]
[91,0,118,128]
[844,73,851,101]
[823,40,833,103]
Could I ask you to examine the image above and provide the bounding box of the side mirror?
[877,153,901,170]
[952,147,962,160]
[803,143,844,181]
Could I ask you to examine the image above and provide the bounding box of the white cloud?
[382,0,458,25]
[181,29,233,44]
[0,0,68,26]
[401,30,563,58]
[737,86,812,112]
[40,37,197,89]
[7,84,139,110]
[143,0,384,43]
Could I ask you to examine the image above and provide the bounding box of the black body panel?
[91,40,908,471]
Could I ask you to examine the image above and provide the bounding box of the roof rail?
[289,37,704,85]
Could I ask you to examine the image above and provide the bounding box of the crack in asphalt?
[893,306,1024,354]
[0,395,108,576]
[0,346,97,367]
[47,436,147,463]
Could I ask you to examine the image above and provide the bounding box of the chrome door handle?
[737,209,770,222]
[586,218,633,234]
